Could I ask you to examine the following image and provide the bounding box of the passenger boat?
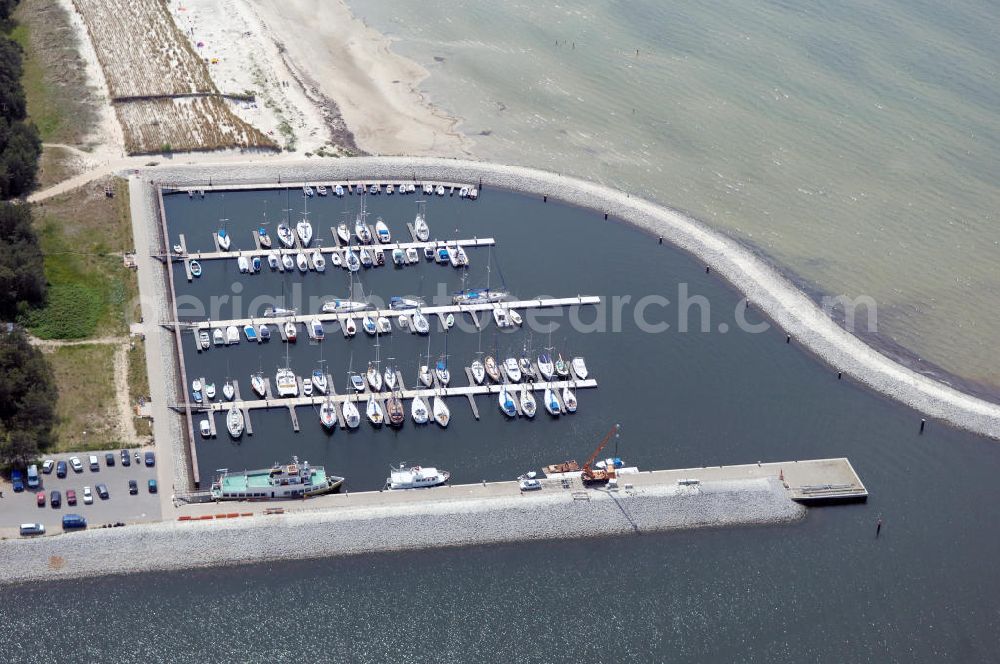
[213,328,225,345]
[390,296,421,310]
[385,463,449,490]
[405,247,419,263]
[432,395,450,427]
[350,372,366,392]
[377,317,392,334]
[276,368,298,397]
[227,406,245,438]
[562,386,577,413]
[366,395,384,426]
[504,357,521,382]
[296,218,313,246]
[537,353,555,380]
[310,319,325,340]
[258,227,272,248]
[284,321,297,342]
[244,324,258,342]
[355,217,371,243]
[312,251,326,272]
[418,364,433,387]
[346,250,360,272]
[205,382,216,400]
[331,252,342,268]
[320,399,337,429]
[471,359,486,384]
[311,369,328,394]
[259,324,271,341]
[572,357,588,379]
[359,247,373,267]
[543,387,560,416]
[375,218,391,243]
[190,260,203,277]
[238,255,250,273]
[411,395,429,424]
[217,228,231,251]
[499,385,517,417]
[322,299,369,314]
[411,311,430,335]
[251,372,266,397]
[386,394,404,427]
[263,306,296,318]
[435,358,450,385]
[484,355,500,382]
[296,252,309,272]
[337,223,351,244]
[267,253,279,270]
[226,325,240,344]
[452,288,508,305]
[555,353,570,377]
[277,223,295,248]
[316,185,328,196]
[362,315,377,335]
[392,248,405,265]
[223,380,235,400]
[413,208,430,241]
[520,386,537,418]
[367,363,383,391]
[342,399,360,428]
[210,458,344,501]
[282,254,295,270]
[508,309,523,326]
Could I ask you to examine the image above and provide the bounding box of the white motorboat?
[562,386,578,413]
[276,368,298,397]
[508,309,523,326]
[348,371,365,392]
[337,223,351,244]
[411,311,430,334]
[471,359,486,384]
[312,251,326,272]
[572,357,588,379]
[282,254,294,271]
[459,186,469,198]
[192,378,203,392]
[389,296,421,310]
[418,365,433,387]
[537,353,555,381]
[296,218,313,246]
[366,395,384,426]
[411,395,429,424]
[468,187,479,199]
[454,246,469,267]
[386,463,450,490]
[432,395,450,427]
[200,419,211,437]
[296,252,309,272]
[321,299,369,314]
[543,386,560,416]
[367,363,383,391]
[205,382,217,400]
[303,380,313,397]
[334,184,344,197]
[342,317,357,337]
[499,385,517,417]
[311,369,328,394]
[386,184,394,195]
[226,325,240,344]
[346,249,360,272]
[198,330,210,349]
[223,381,235,401]
[504,357,521,382]
[423,245,435,260]
[520,386,537,418]
[284,321,297,342]
[316,185,328,196]
[492,308,510,328]
[369,184,380,195]
[237,255,249,273]
[359,247,373,267]
[267,253,279,270]
[217,228,231,251]
[392,248,406,266]
[375,218,391,243]
[362,315,377,336]
[303,185,314,197]
[342,399,360,428]
[227,406,245,438]
[398,314,410,329]
[310,319,325,340]
[212,328,225,346]
[435,185,445,196]
[277,223,295,248]
[413,209,430,241]
[331,251,342,268]
[263,306,296,318]
[377,317,392,334]
[448,246,462,267]
[422,184,434,195]
[405,247,419,263]
[444,313,455,329]
[259,324,271,341]
[251,373,266,397]
[320,399,337,429]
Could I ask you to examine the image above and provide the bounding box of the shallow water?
[344,0,1000,392]
[3,188,1000,661]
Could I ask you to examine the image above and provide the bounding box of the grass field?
[128,338,152,438]
[27,179,138,339]
[43,344,124,452]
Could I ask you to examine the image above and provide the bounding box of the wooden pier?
[165,180,480,196]
[178,236,495,262]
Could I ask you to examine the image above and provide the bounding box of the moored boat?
[312,251,326,272]
[312,369,328,394]
[226,325,240,344]
[251,372,266,397]
[452,288,508,305]
[555,353,570,377]
[322,298,369,314]
[484,355,500,382]
[375,218,391,243]
[284,321,297,342]
[366,394,384,426]
[435,357,450,385]
[432,395,450,427]
[212,328,225,346]
[520,386,537,418]
[572,357,588,379]
[362,315,377,336]
[277,223,295,248]
[367,362,383,391]
[217,228,231,251]
[190,260,202,277]
[258,226,272,248]
[413,207,430,241]
[227,406,245,438]
[282,254,295,271]
[499,385,517,417]
[320,399,337,429]
[296,218,313,247]
[296,252,309,272]
[543,386,560,416]
[386,393,404,427]
[504,357,521,382]
[385,463,450,490]
[223,380,235,400]
[337,223,351,244]
[471,359,486,384]
[562,386,578,413]
[537,353,555,380]
[342,399,360,428]
[276,368,298,397]
[210,458,344,501]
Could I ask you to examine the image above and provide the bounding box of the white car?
[70,456,83,473]
[82,486,93,505]
[41,459,54,474]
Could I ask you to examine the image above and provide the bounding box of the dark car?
[66,489,77,506]
[56,461,68,478]
[128,479,138,495]
[36,491,45,507]
[148,479,158,494]
[121,449,131,467]
[144,451,155,467]
[105,452,115,467]
[50,490,61,508]
[96,484,109,500]
[12,469,24,492]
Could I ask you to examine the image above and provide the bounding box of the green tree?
[0,201,45,319]
[0,327,55,467]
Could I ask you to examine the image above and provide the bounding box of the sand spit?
[0,479,801,585]
[135,157,1000,440]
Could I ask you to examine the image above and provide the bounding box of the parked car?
[144,451,156,467]
[62,514,87,530]
[26,465,40,489]
[88,455,100,471]
[83,486,93,505]
[56,460,68,478]
[128,479,138,495]
[96,484,109,500]
[120,449,131,467]
[36,491,45,507]
[20,523,45,536]
[148,479,158,493]
[42,459,54,474]
[105,452,115,467]
[50,490,61,508]
[70,456,83,473]
[11,469,24,492]
[66,489,77,506]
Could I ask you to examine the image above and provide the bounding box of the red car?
[66,489,77,506]
[36,491,46,507]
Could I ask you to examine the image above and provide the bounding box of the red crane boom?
[580,424,621,484]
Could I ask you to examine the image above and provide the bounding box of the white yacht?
[320,399,337,429]
[572,357,588,379]
[342,399,360,429]
[312,251,326,272]
[411,395,429,424]
[543,386,560,416]
[337,223,351,244]
[355,217,372,243]
[562,386,578,413]
[251,373,266,397]
[366,394,384,426]
[311,369,328,394]
[277,223,295,248]
[504,357,521,382]
[413,208,430,241]
[432,395,450,427]
[226,406,245,438]
[385,464,450,490]
[217,228,231,251]
[470,359,486,384]
[520,386,537,418]
[367,363,383,391]
[276,368,298,397]
[321,299,369,314]
[418,364,433,387]
[296,252,309,272]
[282,254,295,271]
[499,385,517,418]
[375,218,391,243]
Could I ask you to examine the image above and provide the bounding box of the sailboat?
[537,352,555,381]
[386,390,404,427]
[555,353,570,378]
[413,201,430,241]
[312,250,326,272]
[504,357,521,382]
[217,227,231,251]
[284,320,297,342]
[377,317,392,334]
[311,369,328,394]
[520,386,537,418]
[223,380,235,400]
[499,384,517,418]
[355,202,372,243]
[343,397,360,429]
[366,394,384,426]
[484,355,500,382]
[227,405,245,438]
[296,252,309,272]
[432,393,450,427]
[471,359,486,384]
[384,364,397,390]
[543,386,560,416]
[390,296,421,310]
[411,394,429,424]
[359,247,373,267]
[411,310,430,335]
[267,253,279,270]
[251,372,266,397]
[375,217,391,243]
[213,328,225,346]
[296,196,313,246]
[331,251,342,268]
[362,315,377,336]
[367,362,383,391]
[320,398,337,429]
[562,386,578,413]
[572,357,588,379]
[337,222,351,244]
[346,249,360,272]
[282,254,295,270]
[277,223,295,248]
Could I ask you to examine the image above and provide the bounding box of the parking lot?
[1,448,162,535]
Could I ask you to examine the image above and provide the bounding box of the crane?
[580,423,621,485]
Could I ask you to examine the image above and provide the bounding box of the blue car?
[56,461,68,478]
[144,451,155,467]
[11,469,24,492]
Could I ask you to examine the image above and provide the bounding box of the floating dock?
[180,236,495,263]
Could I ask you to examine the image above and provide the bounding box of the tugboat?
[210,457,344,500]
[385,463,450,490]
